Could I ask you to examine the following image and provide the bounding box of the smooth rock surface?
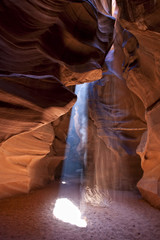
[0,0,114,198]
[0,0,114,74]
[86,71,146,191]
[117,0,160,208]
[0,123,54,198]
[0,0,160,210]
[0,74,76,143]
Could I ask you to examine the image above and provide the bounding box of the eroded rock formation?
[86,66,146,191]
[0,123,54,197]
[0,0,160,209]
[117,0,160,208]
[0,0,114,198]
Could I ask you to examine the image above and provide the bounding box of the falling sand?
[0,181,159,240]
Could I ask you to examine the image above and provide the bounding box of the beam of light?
[53,83,89,227]
[62,83,89,181]
[53,198,87,228]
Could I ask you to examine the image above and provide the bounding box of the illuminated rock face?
[0,123,54,198]
[0,0,160,209]
[0,74,76,143]
[86,73,146,191]
[0,0,114,198]
[83,1,146,192]
[0,0,114,141]
[116,0,160,208]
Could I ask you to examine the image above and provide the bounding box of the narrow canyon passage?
[0,1,160,239]
[0,181,159,240]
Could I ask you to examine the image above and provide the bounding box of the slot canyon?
[0,1,160,239]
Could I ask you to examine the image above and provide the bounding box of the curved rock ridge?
[0,74,76,143]
[0,0,115,139]
[0,0,115,198]
[0,0,114,75]
[90,0,112,15]
[1,0,159,210]
[85,43,146,192]
[116,0,159,32]
[116,0,160,208]
[0,123,55,199]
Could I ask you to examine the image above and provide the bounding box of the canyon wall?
[0,0,114,198]
[0,0,159,208]
[117,0,160,208]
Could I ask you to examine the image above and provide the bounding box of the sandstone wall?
[0,0,114,198]
[117,0,160,208]
[0,0,159,209]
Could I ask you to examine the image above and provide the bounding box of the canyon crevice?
[0,0,160,209]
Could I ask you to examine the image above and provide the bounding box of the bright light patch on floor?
[53,198,87,228]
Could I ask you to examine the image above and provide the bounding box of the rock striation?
[0,123,54,198]
[0,0,159,209]
[0,0,114,141]
[117,0,160,208]
[0,0,114,198]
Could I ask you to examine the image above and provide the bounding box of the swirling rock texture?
[0,0,114,198]
[0,0,159,210]
[116,0,160,208]
[83,2,147,205]
[56,0,160,209]
[85,70,146,192]
[0,0,114,141]
[0,123,54,198]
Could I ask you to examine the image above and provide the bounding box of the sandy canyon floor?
[0,181,160,240]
